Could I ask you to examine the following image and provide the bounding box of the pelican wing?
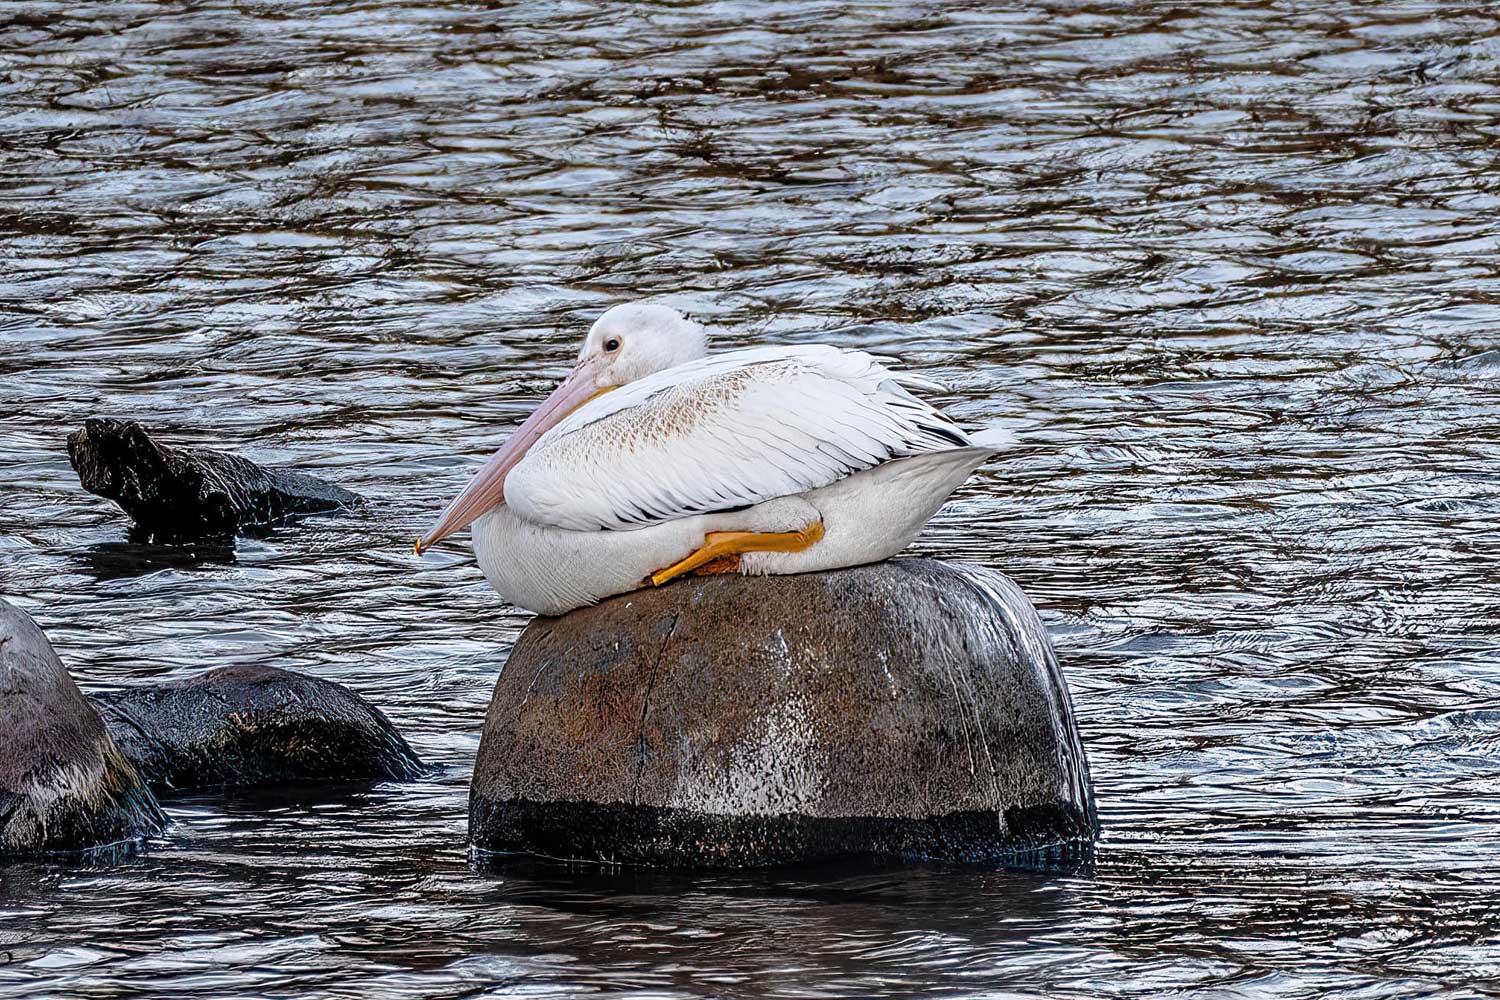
[504,345,971,531]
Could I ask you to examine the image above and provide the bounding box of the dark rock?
[94,664,423,792]
[67,418,360,542]
[0,600,166,855]
[470,559,1097,868]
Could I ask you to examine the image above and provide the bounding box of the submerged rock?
[67,418,360,542]
[0,600,166,855]
[94,664,424,792]
[470,559,1097,868]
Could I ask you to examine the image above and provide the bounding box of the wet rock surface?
[67,418,360,542]
[0,600,165,855]
[95,664,423,792]
[470,559,1097,868]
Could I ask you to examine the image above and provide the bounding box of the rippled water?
[4,1,1500,996]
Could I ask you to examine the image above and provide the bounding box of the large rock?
[0,600,166,855]
[94,664,424,792]
[67,418,360,542]
[470,559,1097,868]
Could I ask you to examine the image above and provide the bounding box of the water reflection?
[77,539,238,580]
[4,0,1500,996]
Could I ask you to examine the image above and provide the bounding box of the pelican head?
[415,302,706,553]
[580,301,707,387]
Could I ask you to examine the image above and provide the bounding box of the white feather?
[504,346,971,532]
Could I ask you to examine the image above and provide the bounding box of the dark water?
[3,1,1500,996]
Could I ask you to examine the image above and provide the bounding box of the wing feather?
[505,345,971,531]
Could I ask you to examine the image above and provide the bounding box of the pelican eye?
[604,338,621,352]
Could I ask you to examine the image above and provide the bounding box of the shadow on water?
[77,538,239,580]
[472,850,1094,915]
[74,512,366,580]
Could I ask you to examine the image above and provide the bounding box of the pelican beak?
[415,361,605,554]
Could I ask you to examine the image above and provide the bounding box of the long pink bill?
[414,362,602,554]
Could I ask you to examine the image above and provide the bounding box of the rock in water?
[0,600,166,855]
[94,665,424,791]
[67,417,360,542]
[470,559,1097,868]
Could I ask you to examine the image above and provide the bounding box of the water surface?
[3,1,1500,997]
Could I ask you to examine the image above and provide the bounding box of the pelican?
[415,303,1000,615]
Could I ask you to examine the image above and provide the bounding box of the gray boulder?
[470,559,1097,868]
[67,418,360,542]
[0,600,166,855]
[95,664,423,792]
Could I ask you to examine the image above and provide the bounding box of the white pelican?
[415,303,999,615]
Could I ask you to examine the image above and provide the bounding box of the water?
[3,1,1499,995]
